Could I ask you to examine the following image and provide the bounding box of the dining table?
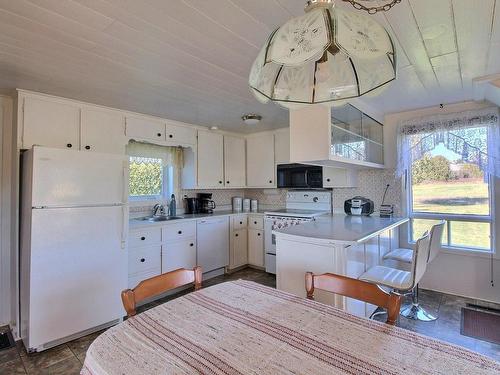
[81,280,500,375]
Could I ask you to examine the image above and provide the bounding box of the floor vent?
[0,329,15,351]
[461,304,500,345]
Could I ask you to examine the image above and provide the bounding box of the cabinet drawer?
[125,116,165,141]
[162,240,196,274]
[128,246,161,276]
[248,216,264,230]
[165,122,196,145]
[128,268,161,289]
[233,215,247,230]
[162,221,196,241]
[129,227,162,248]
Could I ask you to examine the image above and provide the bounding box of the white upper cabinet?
[224,135,246,188]
[274,128,290,164]
[81,109,126,154]
[125,116,165,142]
[197,130,224,188]
[22,96,80,150]
[246,133,275,188]
[323,167,358,188]
[164,121,196,146]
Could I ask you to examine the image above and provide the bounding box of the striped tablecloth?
[81,280,500,375]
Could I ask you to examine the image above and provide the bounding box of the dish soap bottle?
[169,194,176,217]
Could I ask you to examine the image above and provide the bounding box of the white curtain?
[396,107,500,178]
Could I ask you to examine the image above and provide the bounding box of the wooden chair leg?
[194,266,202,291]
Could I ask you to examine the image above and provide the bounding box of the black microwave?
[276,164,323,189]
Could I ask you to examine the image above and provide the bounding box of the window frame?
[405,165,495,254]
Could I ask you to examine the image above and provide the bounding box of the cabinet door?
[274,129,290,164]
[165,121,196,145]
[197,130,224,188]
[224,136,246,187]
[231,229,248,268]
[247,133,275,187]
[125,116,165,141]
[248,229,264,267]
[81,109,126,154]
[23,96,80,150]
[323,167,358,188]
[162,240,196,274]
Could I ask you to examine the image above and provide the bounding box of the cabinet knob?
[85,145,91,150]
[269,180,272,184]
[66,143,72,148]
[169,134,173,138]
[190,243,194,247]
[178,230,182,234]
[140,258,145,263]
[219,181,223,184]
[157,133,162,137]
[257,233,261,236]
[226,181,230,184]
[326,178,331,182]
[140,236,146,241]
[254,221,257,224]
[235,233,239,237]
[239,221,243,225]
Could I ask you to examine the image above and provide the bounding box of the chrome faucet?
[152,204,166,217]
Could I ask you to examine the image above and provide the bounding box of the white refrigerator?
[20,146,128,352]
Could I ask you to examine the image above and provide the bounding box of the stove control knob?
[313,197,319,202]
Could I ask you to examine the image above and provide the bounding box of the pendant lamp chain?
[342,0,401,14]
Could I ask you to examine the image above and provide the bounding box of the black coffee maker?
[184,197,199,214]
[197,193,216,214]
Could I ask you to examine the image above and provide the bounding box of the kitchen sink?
[135,215,185,222]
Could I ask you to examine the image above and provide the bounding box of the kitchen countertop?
[273,213,409,244]
[129,208,284,229]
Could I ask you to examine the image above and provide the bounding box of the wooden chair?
[121,266,202,317]
[305,272,402,325]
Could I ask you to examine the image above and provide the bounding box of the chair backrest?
[410,231,431,287]
[427,221,445,264]
[305,272,402,325]
[121,266,202,317]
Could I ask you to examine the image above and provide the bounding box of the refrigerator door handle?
[121,205,128,249]
[122,161,129,204]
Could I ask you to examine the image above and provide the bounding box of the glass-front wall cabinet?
[331,104,384,166]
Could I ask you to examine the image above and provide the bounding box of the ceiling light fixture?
[242,114,262,125]
[248,0,397,108]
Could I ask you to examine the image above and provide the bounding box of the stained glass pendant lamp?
[248,0,397,108]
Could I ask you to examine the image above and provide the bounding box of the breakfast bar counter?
[273,214,409,318]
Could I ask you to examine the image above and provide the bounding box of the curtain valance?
[396,107,500,178]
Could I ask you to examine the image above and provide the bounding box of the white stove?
[264,191,332,274]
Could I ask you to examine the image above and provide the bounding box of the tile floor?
[0,268,498,374]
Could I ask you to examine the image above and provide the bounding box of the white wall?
[384,100,500,303]
[0,95,14,325]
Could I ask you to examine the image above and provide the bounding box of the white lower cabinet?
[128,246,162,275]
[248,229,264,267]
[231,229,248,269]
[162,221,197,274]
[162,240,196,274]
[128,227,162,288]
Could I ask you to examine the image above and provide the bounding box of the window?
[129,156,164,199]
[127,141,182,201]
[407,125,493,252]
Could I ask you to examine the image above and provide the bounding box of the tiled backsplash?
[130,169,402,217]
[331,169,402,215]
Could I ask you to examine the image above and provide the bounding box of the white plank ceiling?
[0,0,498,132]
